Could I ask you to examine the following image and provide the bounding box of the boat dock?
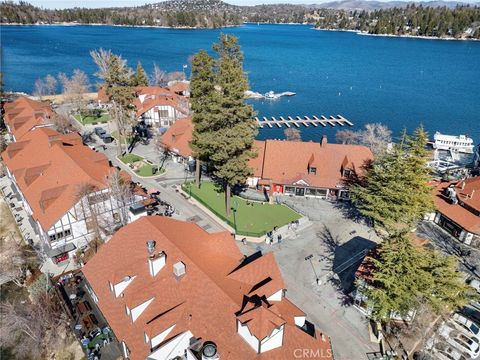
[255,115,353,128]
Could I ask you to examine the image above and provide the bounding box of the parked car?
[101,133,114,143]
[94,127,106,137]
[470,279,480,294]
[439,323,480,359]
[449,313,480,342]
[471,300,480,311]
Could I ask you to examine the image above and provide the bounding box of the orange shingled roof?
[168,81,190,94]
[159,118,193,157]
[255,139,373,189]
[1,128,112,231]
[3,97,53,140]
[237,304,286,341]
[82,216,333,360]
[157,118,372,190]
[433,180,480,235]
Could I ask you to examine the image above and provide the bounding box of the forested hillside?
[1,0,479,39]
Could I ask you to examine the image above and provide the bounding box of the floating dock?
[255,115,353,128]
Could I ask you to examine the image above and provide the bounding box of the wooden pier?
[255,115,353,128]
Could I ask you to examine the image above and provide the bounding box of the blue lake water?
[2,24,479,142]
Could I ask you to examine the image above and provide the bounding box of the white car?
[439,323,480,359]
[449,313,480,342]
[469,279,480,294]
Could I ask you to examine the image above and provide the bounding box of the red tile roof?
[3,97,53,140]
[159,118,193,157]
[1,128,112,231]
[82,216,333,360]
[433,180,480,235]
[254,139,373,189]
[133,86,186,118]
[159,118,373,190]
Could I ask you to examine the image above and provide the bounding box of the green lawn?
[183,182,301,236]
[135,164,165,177]
[119,153,143,164]
[74,113,110,125]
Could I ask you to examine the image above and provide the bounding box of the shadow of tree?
[332,236,377,295]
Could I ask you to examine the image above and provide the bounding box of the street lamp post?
[305,254,320,284]
[232,199,239,238]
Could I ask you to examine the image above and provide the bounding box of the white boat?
[433,132,474,154]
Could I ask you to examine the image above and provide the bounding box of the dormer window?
[343,169,353,178]
[309,167,317,175]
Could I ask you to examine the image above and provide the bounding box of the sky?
[20,0,480,9]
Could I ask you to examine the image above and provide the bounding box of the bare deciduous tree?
[362,123,392,156]
[335,123,392,156]
[107,169,134,227]
[335,129,359,144]
[58,69,90,122]
[51,113,75,134]
[0,293,69,360]
[110,102,132,156]
[284,128,302,141]
[0,239,27,287]
[90,48,133,86]
[75,183,105,252]
[150,63,168,87]
[33,78,46,99]
[33,74,58,99]
[44,74,58,95]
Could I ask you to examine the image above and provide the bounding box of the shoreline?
[315,27,479,42]
[0,22,242,30]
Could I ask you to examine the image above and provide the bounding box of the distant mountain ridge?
[311,0,468,10]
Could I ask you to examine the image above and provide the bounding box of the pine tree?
[190,50,217,187]
[363,232,428,321]
[131,62,148,87]
[349,127,434,231]
[208,34,257,216]
[363,231,472,322]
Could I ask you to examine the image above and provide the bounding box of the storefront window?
[316,189,328,196]
[305,188,316,196]
[295,188,305,196]
[285,186,295,195]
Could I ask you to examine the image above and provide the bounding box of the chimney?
[461,181,465,190]
[173,261,186,279]
[471,189,475,199]
[321,135,327,147]
[146,240,156,259]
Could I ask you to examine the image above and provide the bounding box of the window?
[305,188,316,196]
[157,109,169,118]
[49,229,72,242]
[284,186,295,195]
[309,167,317,175]
[343,169,353,178]
[316,189,328,197]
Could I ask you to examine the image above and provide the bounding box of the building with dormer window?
[82,216,333,360]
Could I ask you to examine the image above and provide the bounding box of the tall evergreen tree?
[209,34,257,216]
[190,50,217,187]
[349,127,434,231]
[131,62,148,87]
[363,231,471,322]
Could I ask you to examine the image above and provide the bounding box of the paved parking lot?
[241,200,382,360]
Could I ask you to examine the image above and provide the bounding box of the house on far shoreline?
[1,127,142,265]
[82,216,333,360]
[3,97,54,142]
[427,177,480,247]
[97,86,189,128]
[159,118,373,200]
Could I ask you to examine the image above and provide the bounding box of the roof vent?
[321,135,328,147]
[173,261,186,278]
[146,240,156,258]
[202,341,218,359]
